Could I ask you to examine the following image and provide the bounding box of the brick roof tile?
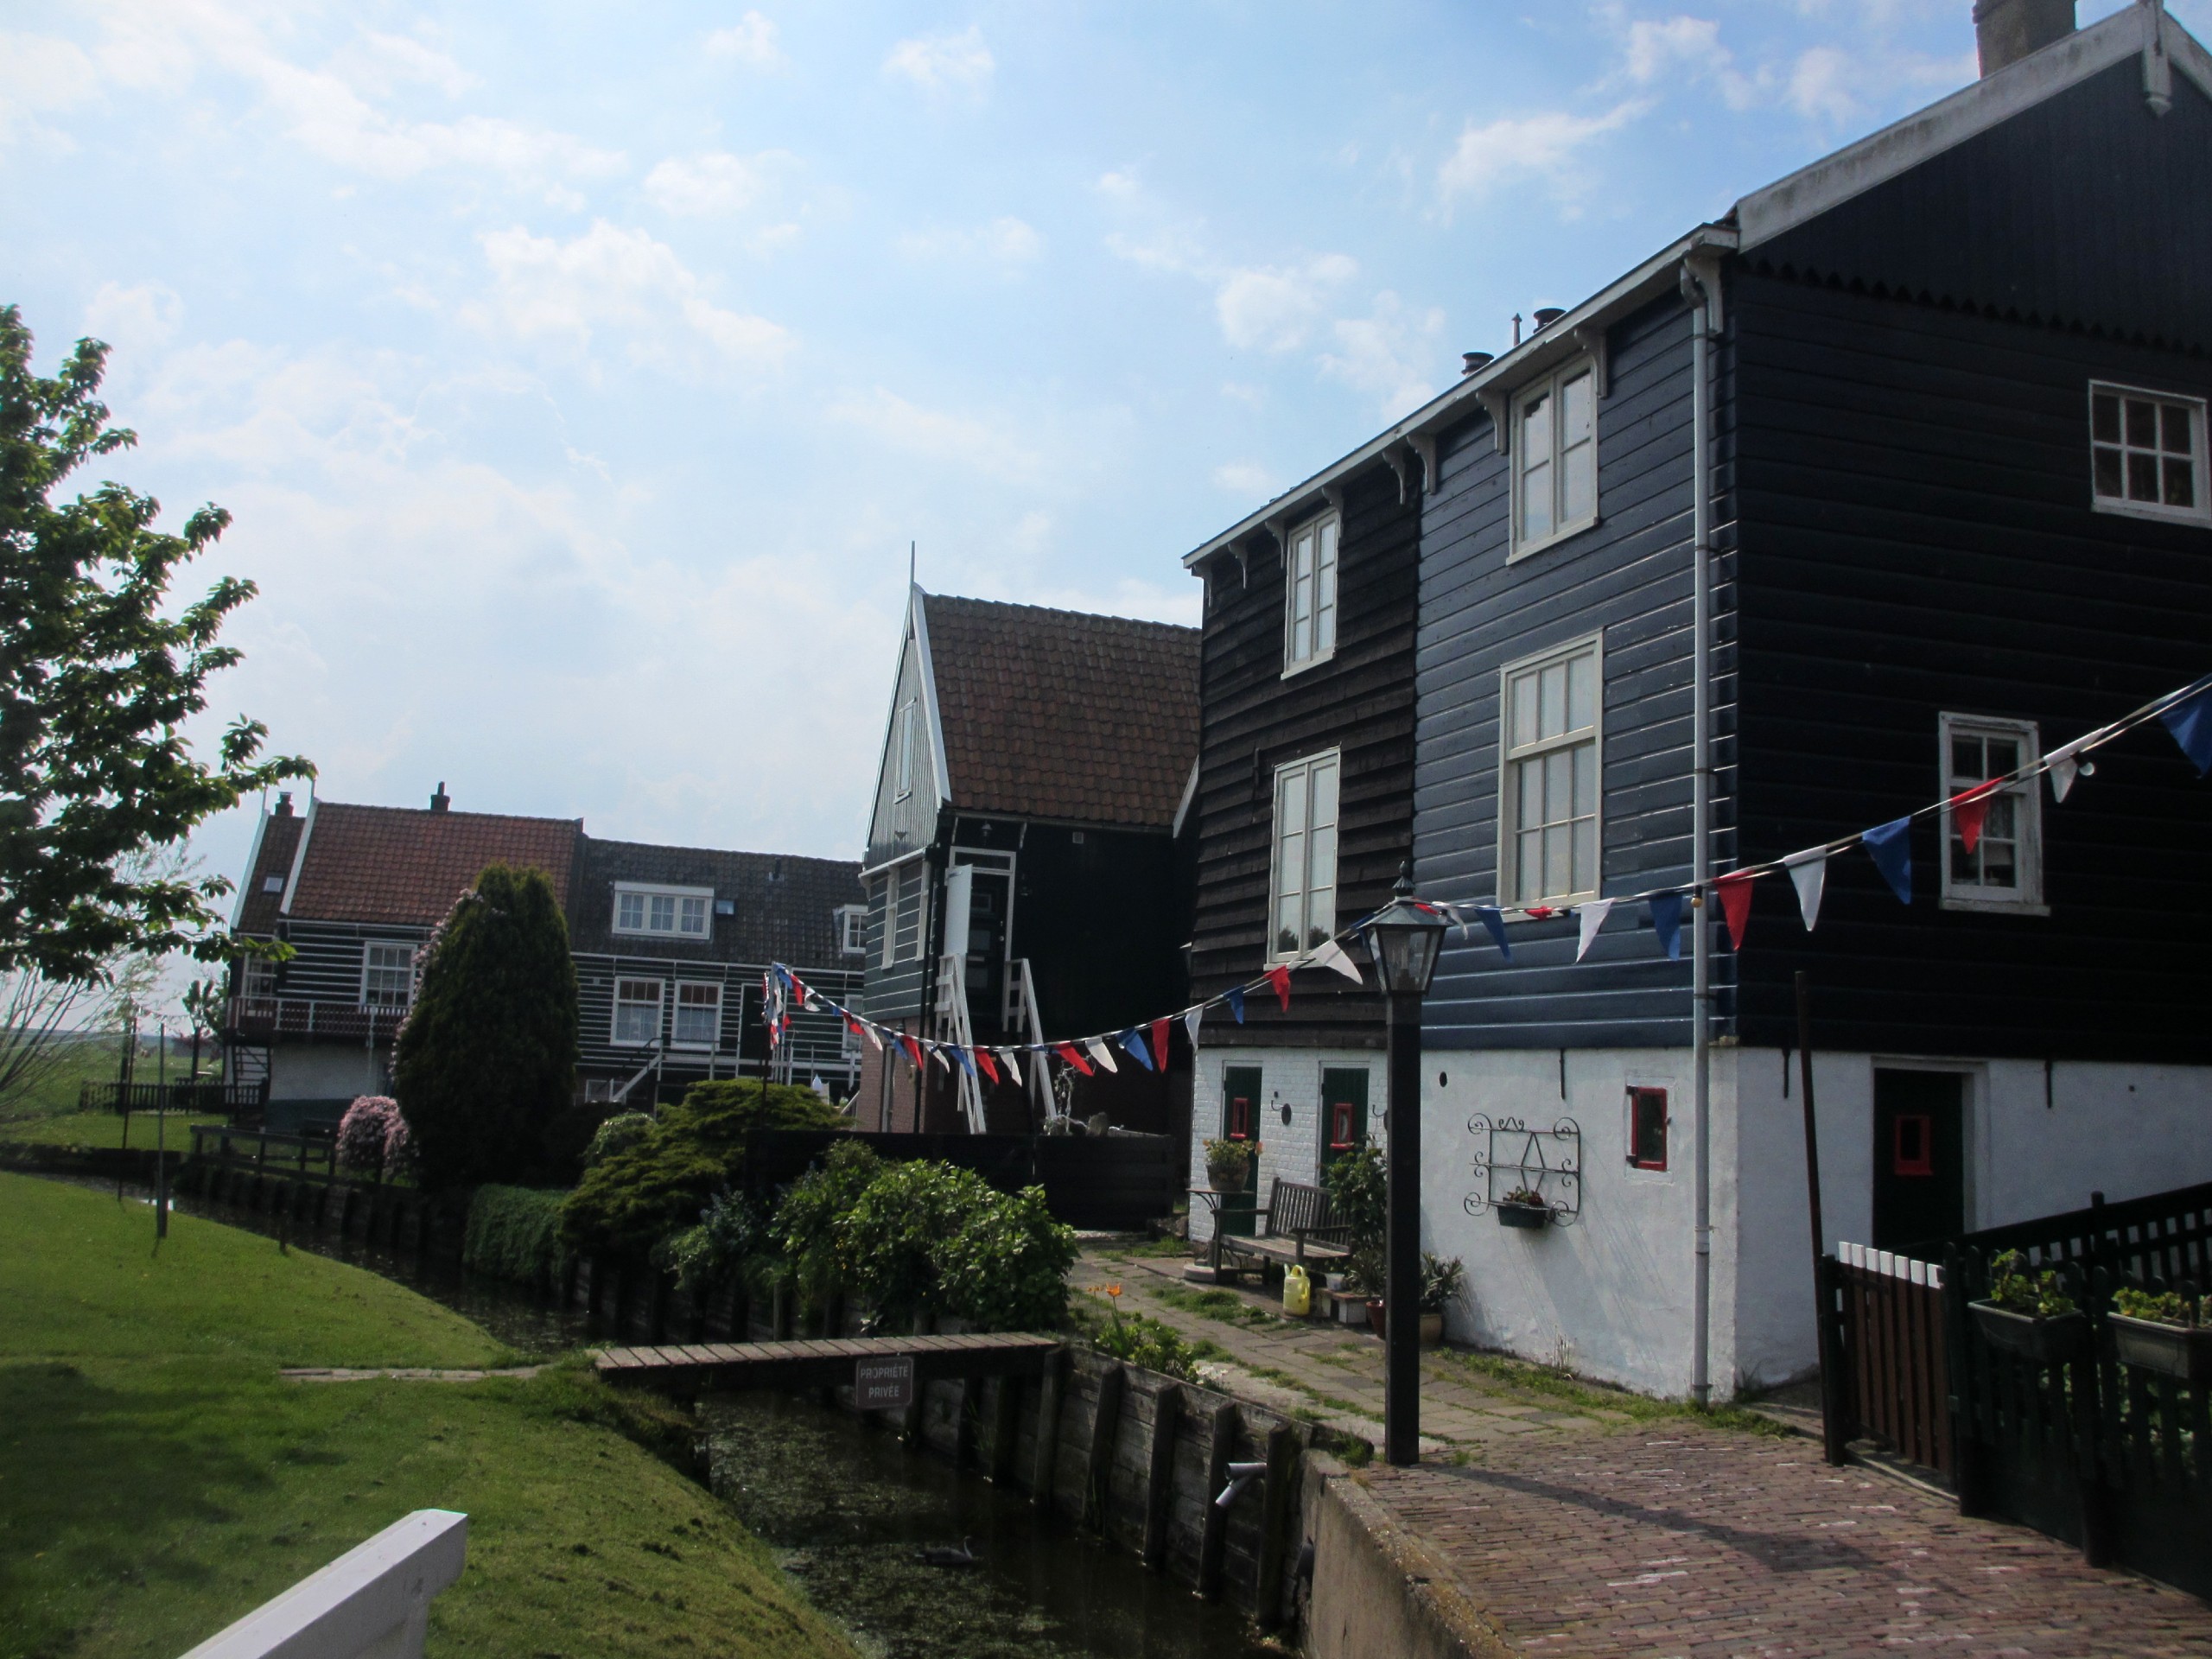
[286,803,581,926]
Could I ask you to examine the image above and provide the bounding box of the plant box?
[1497,1201,1550,1230]
[1970,1300,2088,1365]
[1419,1311,1445,1347]
[2110,1313,2212,1383]
[1336,1295,1370,1326]
[1206,1162,1249,1196]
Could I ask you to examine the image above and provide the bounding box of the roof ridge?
[924,591,1198,634]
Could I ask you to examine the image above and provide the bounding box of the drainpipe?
[1681,255,1719,1407]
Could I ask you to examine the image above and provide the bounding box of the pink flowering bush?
[335,1095,410,1179]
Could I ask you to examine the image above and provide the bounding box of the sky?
[6,0,2198,924]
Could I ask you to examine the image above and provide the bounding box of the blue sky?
[5,0,2196,908]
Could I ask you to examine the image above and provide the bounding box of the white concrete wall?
[1186,1045,1380,1244]
[269,1045,388,1101]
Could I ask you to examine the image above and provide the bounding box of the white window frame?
[613,977,664,1046]
[1267,749,1341,965]
[671,981,723,1049]
[242,955,277,999]
[2089,381,2209,528]
[612,881,714,941]
[1510,356,1599,561]
[1281,509,1340,677]
[361,941,413,1007]
[1939,713,2047,914]
[894,698,919,800]
[838,905,868,955]
[885,856,926,967]
[1497,633,1604,907]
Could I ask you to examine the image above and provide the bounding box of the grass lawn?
[0,1173,856,1659]
[0,1109,137,1149]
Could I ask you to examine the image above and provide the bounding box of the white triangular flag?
[999,1047,1022,1087]
[2044,737,2089,803]
[1575,898,1614,962]
[1783,849,1828,931]
[1308,938,1363,983]
[1086,1036,1119,1074]
[1183,1006,1203,1052]
[930,1043,952,1071]
[864,1022,884,1051]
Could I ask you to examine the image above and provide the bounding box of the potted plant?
[1203,1137,1258,1195]
[1970,1249,2088,1364]
[1418,1253,1465,1346]
[1496,1185,1551,1230]
[2110,1287,2212,1383]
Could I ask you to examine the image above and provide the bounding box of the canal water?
[155,1182,1278,1659]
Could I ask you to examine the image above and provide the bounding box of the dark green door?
[1872,1070,1965,1251]
[1217,1065,1262,1238]
[1319,1067,1370,1176]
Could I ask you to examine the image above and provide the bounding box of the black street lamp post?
[1359,862,1447,1467]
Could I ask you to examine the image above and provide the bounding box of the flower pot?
[1419,1311,1445,1346]
[1365,1298,1386,1338]
[2110,1313,2212,1383]
[1207,1160,1249,1196]
[1497,1201,1550,1230]
[1336,1295,1369,1326]
[1970,1300,2089,1365]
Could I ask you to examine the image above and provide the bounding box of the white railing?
[1836,1240,1946,1289]
[180,1510,467,1659]
[936,954,988,1133]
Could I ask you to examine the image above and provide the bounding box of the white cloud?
[1093,168,1140,200]
[1436,100,1648,207]
[896,215,1042,270]
[332,30,478,99]
[706,12,784,68]
[1787,46,1859,122]
[0,31,100,147]
[883,27,995,96]
[85,280,186,355]
[826,385,1039,480]
[1215,254,1357,353]
[474,220,793,372]
[645,150,776,217]
[1211,460,1278,499]
[1319,293,1446,421]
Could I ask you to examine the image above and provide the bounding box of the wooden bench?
[1214,1178,1352,1277]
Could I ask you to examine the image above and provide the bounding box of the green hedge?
[464,1185,571,1287]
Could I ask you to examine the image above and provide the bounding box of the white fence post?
[179,1510,467,1659]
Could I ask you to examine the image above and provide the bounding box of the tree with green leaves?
[392,863,581,1191]
[1,303,311,984]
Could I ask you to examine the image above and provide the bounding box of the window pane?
[2094,447,2124,498]
[1986,794,2017,840]
[1950,735,1981,780]
[2165,457,2196,509]
[681,897,708,934]
[1305,884,1334,950]
[1544,748,1573,823]
[1315,521,1338,655]
[650,893,676,931]
[1980,840,2018,887]
[1543,824,1571,898]
[1520,390,1552,464]
[2126,398,2158,448]
[2162,402,2193,454]
[1572,741,1597,816]
[2092,392,2120,443]
[1516,830,1543,903]
[2128,452,2161,501]
[1510,671,1538,749]
[1560,372,1592,446]
[1572,818,1597,896]
[618,892,645,930]
[1566,650,1595,733]
[1562,442,1594,526]
[1985,739,2018,777]
[1521,460,1552,542]
[1516,757,1542,830]
[1310,759,1338,829]
[1539,664,1566,740]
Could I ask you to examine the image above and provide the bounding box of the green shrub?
[393,865,579,1190]
[836,1159,997,1326]
[656,1186,771,1294]
[1088,1310,1211,1382]
[560,1079,848,1262]
[936,1183,1077,1332]
[583,1110,653,1166]
[1323,1142,1386,1254]
[1986,1249,2075,1318]
[463,1185,570,1287]
[768,1139,883,1303]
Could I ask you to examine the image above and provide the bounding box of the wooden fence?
[1828,1243,1951,1477]
[81,1079,267,1119]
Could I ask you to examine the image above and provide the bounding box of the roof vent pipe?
[1973,0,2074,76]
[1461,351,1493,376]
[1532,307,1567,329]
[429,783,450,813]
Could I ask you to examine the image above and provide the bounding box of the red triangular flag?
[976,1048,1001,1084]
[1149,1017,1170,1071]
[1054,1041,1095,1077]
[899,1033,925,1071]
[1950,784,1997,855]
[1265,963,1292,1011]
[1715,872,1755,950]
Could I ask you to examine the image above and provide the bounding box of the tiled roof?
[568,839,863,969]
[286,803,582,926]
[923,594,1200,830]
[234,804,303,935]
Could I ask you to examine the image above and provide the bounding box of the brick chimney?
[429,782,450,813]
[1974,0,2074,76]
[273,791,293,817]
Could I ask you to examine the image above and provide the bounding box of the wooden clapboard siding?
[1414,295,1739,1050]
[1187,461,1418,1049]
[1730,267,2212,1060]
[270,919,427,1004]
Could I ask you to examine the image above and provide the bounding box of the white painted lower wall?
[1421,1047,2212,1400]
[1186,1045,1381,1244]
[269,1044,390,1102]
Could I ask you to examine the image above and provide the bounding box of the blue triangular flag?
[1118,1027,1155,1071]
[1474,906,1511,961]
[2160,681,2212,777]
[1224,986,1245,1024]
[951,1045,978,1077]
[1648,893,1683,961]
[1862,816,1913,905]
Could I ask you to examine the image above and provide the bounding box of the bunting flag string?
[761,669,2207,1096]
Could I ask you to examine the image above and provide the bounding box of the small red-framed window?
[1628,1087,1669,1171]
[1329,1100,1357,1150]
[1893,1113,1933,1178]
[1227,1096,1253,1141]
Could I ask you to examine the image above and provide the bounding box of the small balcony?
[226,995,409,1045]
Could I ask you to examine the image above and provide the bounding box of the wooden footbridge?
[594,1332,1062,1394]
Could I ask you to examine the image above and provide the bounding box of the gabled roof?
[283,802,582,927]
[232,800,303,935]
[919,593,1201,830]
[568,838,862,968]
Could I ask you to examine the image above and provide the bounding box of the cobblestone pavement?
[1080,1245,2212,1657]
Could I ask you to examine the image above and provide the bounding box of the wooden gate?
[1829,1243,1952,1476]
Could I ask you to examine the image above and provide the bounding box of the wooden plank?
[1252,1423,1300,1631]
[1032,1349,1068,1511]
[1084,1364,1126,1533]
[1141,1382,1183,1573]
[988,1376,1021,1485]
[1196,1401,1239,1602]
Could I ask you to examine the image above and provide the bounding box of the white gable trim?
[230,804,273,930]
[1170,755,1200,838]
[280,796,317,916]
[1738,6,2209,251]
[911,588,951,808]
